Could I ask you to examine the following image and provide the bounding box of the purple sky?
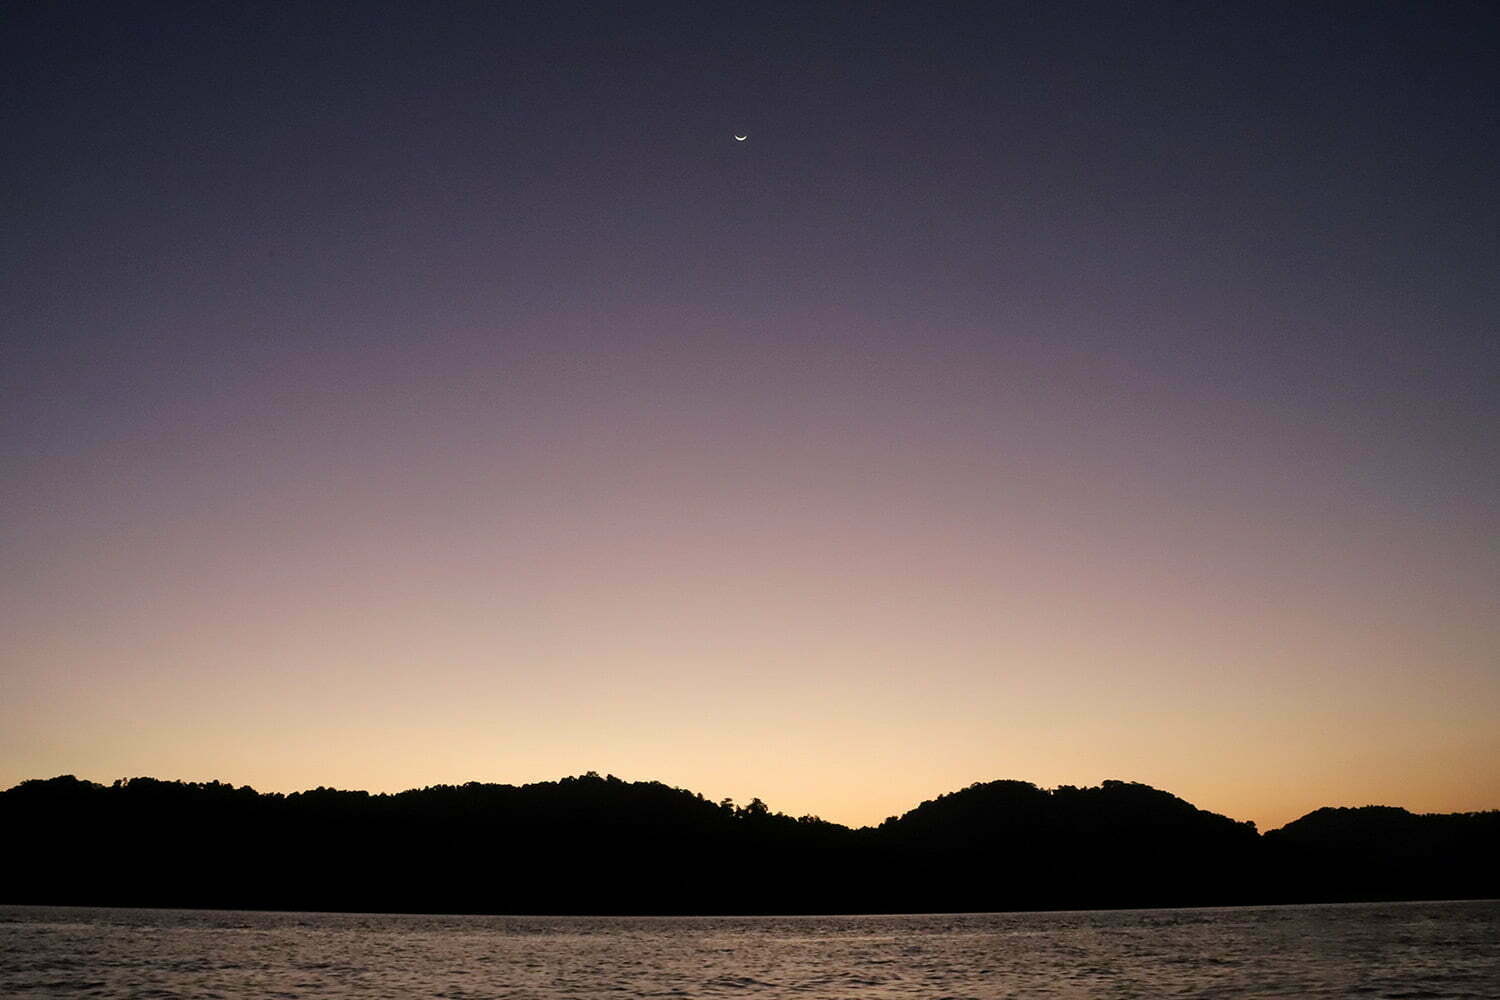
[2,1,1496,830]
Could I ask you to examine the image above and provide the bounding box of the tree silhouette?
[2,773,1493,914]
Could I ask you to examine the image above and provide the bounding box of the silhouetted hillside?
[1263,805,1500,903]
[0,773,863,914]
[872,779,1264,910]
[2,774,1494,914]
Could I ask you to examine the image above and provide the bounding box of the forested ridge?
[3,774,1495,914]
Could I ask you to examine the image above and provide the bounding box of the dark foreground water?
[2,900,1496,999]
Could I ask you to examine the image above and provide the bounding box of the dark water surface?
[2,900,1496,998]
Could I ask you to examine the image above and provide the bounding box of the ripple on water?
[0,901,1497,999]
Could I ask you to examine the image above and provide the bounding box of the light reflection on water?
[1,900,1496,999]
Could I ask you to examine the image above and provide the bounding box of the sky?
[2,1,1496,833]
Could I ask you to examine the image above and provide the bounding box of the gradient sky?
[3,1,1496,833]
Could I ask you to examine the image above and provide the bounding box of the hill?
[2,773,1494,913]
[1263,804,1500,903]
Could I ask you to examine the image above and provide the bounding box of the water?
[1,900,1496,998]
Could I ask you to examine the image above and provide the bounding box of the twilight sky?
[3,1,1496,832]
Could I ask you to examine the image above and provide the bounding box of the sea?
[1,900,1496,999]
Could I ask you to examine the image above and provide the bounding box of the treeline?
[2,773,1495,914]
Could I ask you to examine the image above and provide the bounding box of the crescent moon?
[734,134,747,141]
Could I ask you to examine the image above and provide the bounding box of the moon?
[734,134,747,141]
